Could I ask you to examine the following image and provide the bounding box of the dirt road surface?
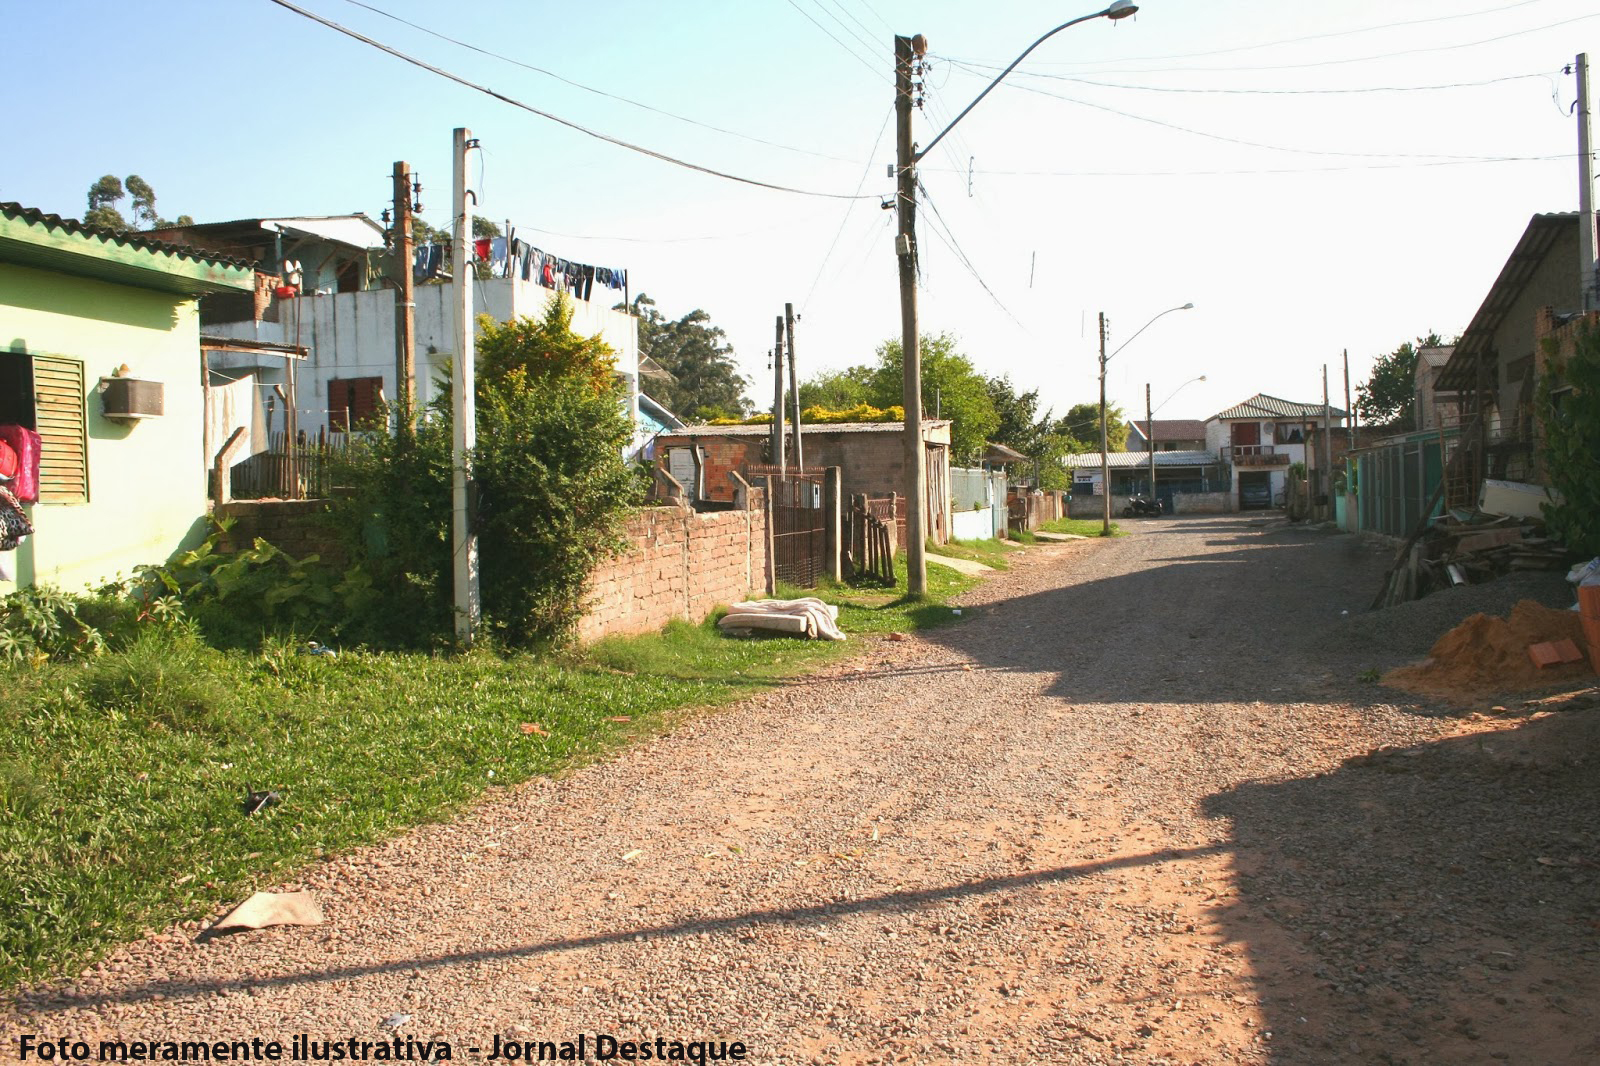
[6,516,1598,1064]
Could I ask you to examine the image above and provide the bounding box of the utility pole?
[1322,364,1333,523]
[391,161,417,411]
[786,302,803,471]
[451,127,480,646]
[772,316,787,475]
[1343,348,1354,451]
[895,33,928,595]
[1577,54,1598,311]
[1098,312,1111,535]
[1146,382,1156,509]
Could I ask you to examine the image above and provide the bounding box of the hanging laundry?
[474,237,492,262]
[0,484,32,552]
[489,237,508,278]
[0,426,40,503]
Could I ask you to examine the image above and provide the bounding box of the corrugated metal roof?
[1417,345,1455,369]
[1437,213,1576,391]
[666,419,950,436]
[1063,450,1219,468]
[1129,418,1207,441]
[1,202,256,270]
[1211,393,1347,420]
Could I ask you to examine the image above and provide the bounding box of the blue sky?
[4,0,1596,422]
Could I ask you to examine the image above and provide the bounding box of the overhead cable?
[335,0,862,164]
[265,0,877,201]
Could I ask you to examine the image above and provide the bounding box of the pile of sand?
[1383,599,1596,701]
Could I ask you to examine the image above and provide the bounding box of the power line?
[927,152,1576,179]
[853,0,896,36]
[944,61,1559,97]
[803,108,895,312]
[949,11,1598,77]
[957,0,1555,68]
[917,183,1027,331]
[1003,79,1548,162]
[816,0,886,57]
[803,0,884,67]
[334,0,863,164]
[265,0,878,201]
[781,0,886,83]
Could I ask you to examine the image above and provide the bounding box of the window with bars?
[0,351,88,503]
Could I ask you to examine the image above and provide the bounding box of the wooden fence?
[229,431,346,500]
[846,493,897,585]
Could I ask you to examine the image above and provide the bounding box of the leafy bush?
[329,294,640,648]
[0,583,142,665]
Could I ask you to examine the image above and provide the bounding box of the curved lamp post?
[1099,302,1192,534]
[1145,373,1206,511]
[896,0,1140,595]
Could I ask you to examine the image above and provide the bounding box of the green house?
[1,202,256,593]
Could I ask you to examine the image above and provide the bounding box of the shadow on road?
[1202,706,1600,1063]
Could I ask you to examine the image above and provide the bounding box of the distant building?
[1204,394,1347,510]
[1123,418,1207,453]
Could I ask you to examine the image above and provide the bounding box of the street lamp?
[1145,374,1206,514]
[895,2,1140,596]
[1098,302,1192,535]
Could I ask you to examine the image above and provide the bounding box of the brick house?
[652,419,953,545]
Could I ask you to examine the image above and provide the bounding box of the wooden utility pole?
[391,161,417,411]
[895,33,928,595]
[772,316,787,476]
[1343,348,1354,451]
[786,302,803,471]
[451,127,480,646]
[1577,53,1598,311]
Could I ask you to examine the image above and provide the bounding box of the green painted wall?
[2,261,209,594]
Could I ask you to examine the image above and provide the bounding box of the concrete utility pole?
[786,302,804,471]
[895,33,929,595]
[391,161,417,411]
[1146,382,1156,509]
[1343,349,1354,451]
[772,316,787,475]
[1098,312,1112,535]
[451,127,480,646]
[1577,54,1598,311]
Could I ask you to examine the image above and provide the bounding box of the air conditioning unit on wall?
[99,377,164,420]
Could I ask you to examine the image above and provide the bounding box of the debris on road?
[717,598,846,641]
[1383,600,1595,700]
[1373,510,1569,609]
[241,790,282,816]
[206,891,324,935]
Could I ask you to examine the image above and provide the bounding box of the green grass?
[926,536,1024,571]
[1037,516,1124,537]
[0,563,977,991]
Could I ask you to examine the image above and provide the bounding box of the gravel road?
[5,516,1597,1065]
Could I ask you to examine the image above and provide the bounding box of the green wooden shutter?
[33,356,88,503]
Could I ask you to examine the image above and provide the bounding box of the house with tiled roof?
[1124,418,1207,453]
[1204,393,1347,510]
[0,202,257,591]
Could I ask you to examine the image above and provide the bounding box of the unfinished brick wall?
[577,498,769,642]
[214,499,346,565]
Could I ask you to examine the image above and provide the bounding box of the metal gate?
[750,467,827,588]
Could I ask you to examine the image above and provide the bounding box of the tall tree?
[1054,401,1127,453]
[84,175,125,230]
[82,174,190,230]
[624,294,751,419]
[798,366,877,411]
[985,375,1051,458]
[124,175,159,229]
[1357,331,1444,430]
[871,333,999,464]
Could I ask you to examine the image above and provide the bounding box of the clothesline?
[413,233,627,304]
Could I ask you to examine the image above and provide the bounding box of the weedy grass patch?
[0,564,976,991]
[1038,517,1124,537]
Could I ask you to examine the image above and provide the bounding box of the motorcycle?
[1121,495,1163,518]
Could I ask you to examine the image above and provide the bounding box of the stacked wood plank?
[1373,511,1569,608]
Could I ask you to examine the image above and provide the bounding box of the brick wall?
[577,498,770,641]
[213,499,346,565]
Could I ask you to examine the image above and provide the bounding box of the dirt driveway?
[6,516,1598,1064]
